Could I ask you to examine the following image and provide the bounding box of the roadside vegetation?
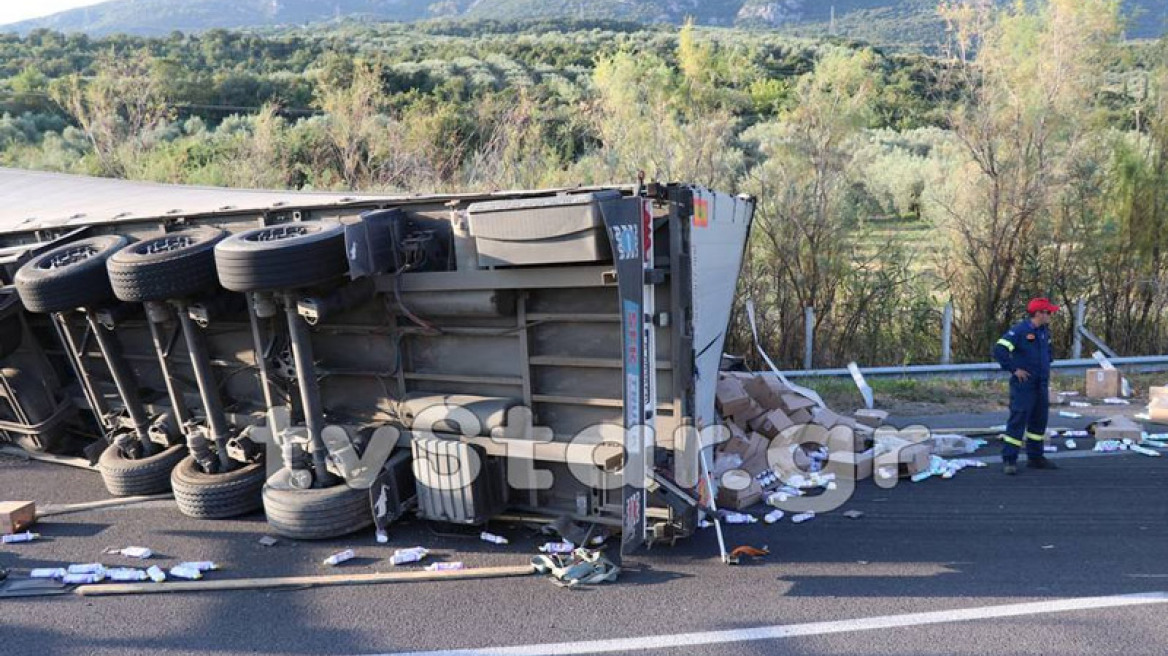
[1,2,1165,368]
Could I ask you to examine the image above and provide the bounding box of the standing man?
[992,298,1060,475]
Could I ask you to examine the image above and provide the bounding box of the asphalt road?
[2,413,1167,656]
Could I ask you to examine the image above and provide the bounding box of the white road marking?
[375,591,1168,656]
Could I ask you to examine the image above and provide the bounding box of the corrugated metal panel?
[0,167,383,234]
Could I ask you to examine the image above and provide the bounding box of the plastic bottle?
[66,563,105,575]
[62,572,105,584]
[1,531,39,544]
[179,561,219,572]
[322,550,355,566]
[116,546,153,559]
[424,562,465,572]
[30,568,66,579]
[106,568,148,582]
[390,547,429,565]
[168,565,203,580]
[790,512,815,524]
[764,509,784,524]
[480,532,509,545]
[538,541,575,554]
[1065,439,1077,450]
[146,566,167,582]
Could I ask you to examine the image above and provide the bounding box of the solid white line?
[375,591,1168,656]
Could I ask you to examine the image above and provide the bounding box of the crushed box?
[780,393,817,415]
[749,409,794,439]
[830,449,874,481]
[853,409,889,428]
[743,376,790,410]
[716,376,753,417]
[716,471,763,510]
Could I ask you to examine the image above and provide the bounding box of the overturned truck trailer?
[0,168,753,554]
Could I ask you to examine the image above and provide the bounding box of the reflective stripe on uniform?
[996,338,1015,352]
[1025,432,1046,442]
[1001,434,1023,447]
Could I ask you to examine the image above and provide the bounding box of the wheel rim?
[134,234,196,255]
[40,245,98,270]
[245,225,314,243]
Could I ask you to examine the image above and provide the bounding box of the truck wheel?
[214,221,348,293]
[98,443,186,496]
[262,482,373,540]
[107,228,226,302]
[14,235,129,314]
[171,455,265,519]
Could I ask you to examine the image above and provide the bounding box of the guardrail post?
[804,306,814,370]
[1071,299,1085,360]
[941,301,953,365]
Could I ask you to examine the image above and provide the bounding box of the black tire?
[214,221,348,293]
[108,227,226,303]
[98,443,186,496]
[14,235,129,314]
[171,455,265,519]
[262,481,372,540]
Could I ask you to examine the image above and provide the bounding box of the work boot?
[1027,457,1059,470]
[1003,463,1017,475]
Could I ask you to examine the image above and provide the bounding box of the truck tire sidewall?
[213,221,348,292]
[14,235,128,314]
[107,227,226,302]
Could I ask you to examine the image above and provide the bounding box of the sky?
[0,0,108,26]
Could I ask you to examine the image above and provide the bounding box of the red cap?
[1027,297,1059,314]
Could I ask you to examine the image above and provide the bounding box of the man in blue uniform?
[992,298,1060,475]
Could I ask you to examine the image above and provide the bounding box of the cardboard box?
[779,392,816,414]
[827,426,868,454]
[830,449,874,481]
[731,400,767,426]
[1086,368,1122,399]
[810,407,842,429]
[1049,389,1066,405]
[898,442,932,476]
[716,376,753,417]
[1149,397,1168,423]
[743,376,790,410]
[853,409,889,428]
[0,501,36,534]
[1093,416,1142,442]
[749,409,795,439]
[788,408,813,425]
[716,471,763,510]
[1149,386,1168,402]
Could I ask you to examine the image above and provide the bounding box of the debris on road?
[531,549,619,587]
[790,512,815,524]
[30,568,66,579]
[0,501,36,534]
[105,546,153,559]
[106,568,149,582]
[258,536,279,547]
[1058,411,1082,418]
[480,532,509,545]
[146,566,166,582]
[1,530,39,544]
[1069,401,1092,408]
[390,547,429,565]
[843,510,865,520]
[322,550,356,566]
[168,565,204,580]
[424,562,465,572]
[538,541,575,555]
[763,509,784,524]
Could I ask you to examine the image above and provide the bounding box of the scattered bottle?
[106,568,149,582]
[30,568,66,579]
[538,541,575,555]
[763,509,784,524]
[480,532,509,545]
[168,565,203,580]
[1,531,39,544]
[322,550,356,566]
[62,571,105,584]
[178,561,218,572]
[790,512,816,524]
[424,561,465,572]
[146,566,167,582]
[390,547,429,565]
[67,563,105,575]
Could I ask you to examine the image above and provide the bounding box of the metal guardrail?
[783,355,1168,379]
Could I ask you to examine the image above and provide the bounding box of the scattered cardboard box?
[731,400,767,426]
[1049,389,1066,405]
[0,501,36,534]
[788,409,813,425]
[811,407,842,429]
[827,426,868,454]
[1093,416,1142,442]
[780,393,817,415]
[743,376,790,410]
[716,377,753,417]
[1086,368,1122,400]
[853,409,889,428]
[749,409,794,439]
[831,449,874,481]
[716,471,763,510]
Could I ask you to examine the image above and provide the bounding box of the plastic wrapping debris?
[1094,440,1124,452]
[2,531,39,544]
[698,519,713,529]
[1058,411,1082,419]
[424,562,465,572]
[106,546,153,559]
[1044,445,1058,453]
[323,550,355,566]
[538,541,575,555]
[30,568,66,579]
[1065,439,1077,450]
[711,453,743,478]
[764,509,784,524]
[62,571,104,584]
[930,434,983,457]
[910,470,933,483]
[790,512,815,524]
[179,561,218,572]
[390,547,429,565]
[1143,439,1168,448]
[146,566,166,582]
[843,510,865,519]
[258,536,279,547]
[480,532,509,545]
[168,565,203,580]
[1129,444,1162,457]
[106,568,148,582]
[1103,398,1130,405]
[728,545,769,563]
[1069,401,1091,408]
[1063,430,1089,437]
[723,512,758,524]
[66,563,104,575]
[531,548,619,587]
